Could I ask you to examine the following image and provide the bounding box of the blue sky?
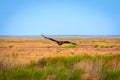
[0,0,120,36]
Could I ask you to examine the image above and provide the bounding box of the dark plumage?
[41,35,76,45]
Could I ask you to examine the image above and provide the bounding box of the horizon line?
[0,35,120,38]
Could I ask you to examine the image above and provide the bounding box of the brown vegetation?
[0,37,120,80]
[0,37,120,67]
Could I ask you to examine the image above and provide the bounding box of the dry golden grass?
[0,37,120,67]
[0,37,120,80]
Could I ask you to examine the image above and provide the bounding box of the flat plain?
[0,37,120,80]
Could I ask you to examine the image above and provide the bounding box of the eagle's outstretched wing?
[62,41,76,45]
[41,35,58,42]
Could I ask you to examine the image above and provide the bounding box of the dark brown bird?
[41,35,76,45]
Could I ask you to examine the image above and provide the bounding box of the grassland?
[0,37,120,80]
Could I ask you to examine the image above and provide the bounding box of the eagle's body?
[42,35,76,45]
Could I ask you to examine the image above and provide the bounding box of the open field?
[0,37,120,80]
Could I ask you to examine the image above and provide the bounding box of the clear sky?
[0,0,120,36]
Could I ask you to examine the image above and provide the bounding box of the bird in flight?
[41,35,76,45]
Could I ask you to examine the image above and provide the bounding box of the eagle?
[41,35,76,45]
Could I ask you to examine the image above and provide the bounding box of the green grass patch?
[93,45,99,48]
[102,70,120,80]
[100,45,114,48]
[63,45,76,48]
[0,54,120,80]
[93,45,114,48]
